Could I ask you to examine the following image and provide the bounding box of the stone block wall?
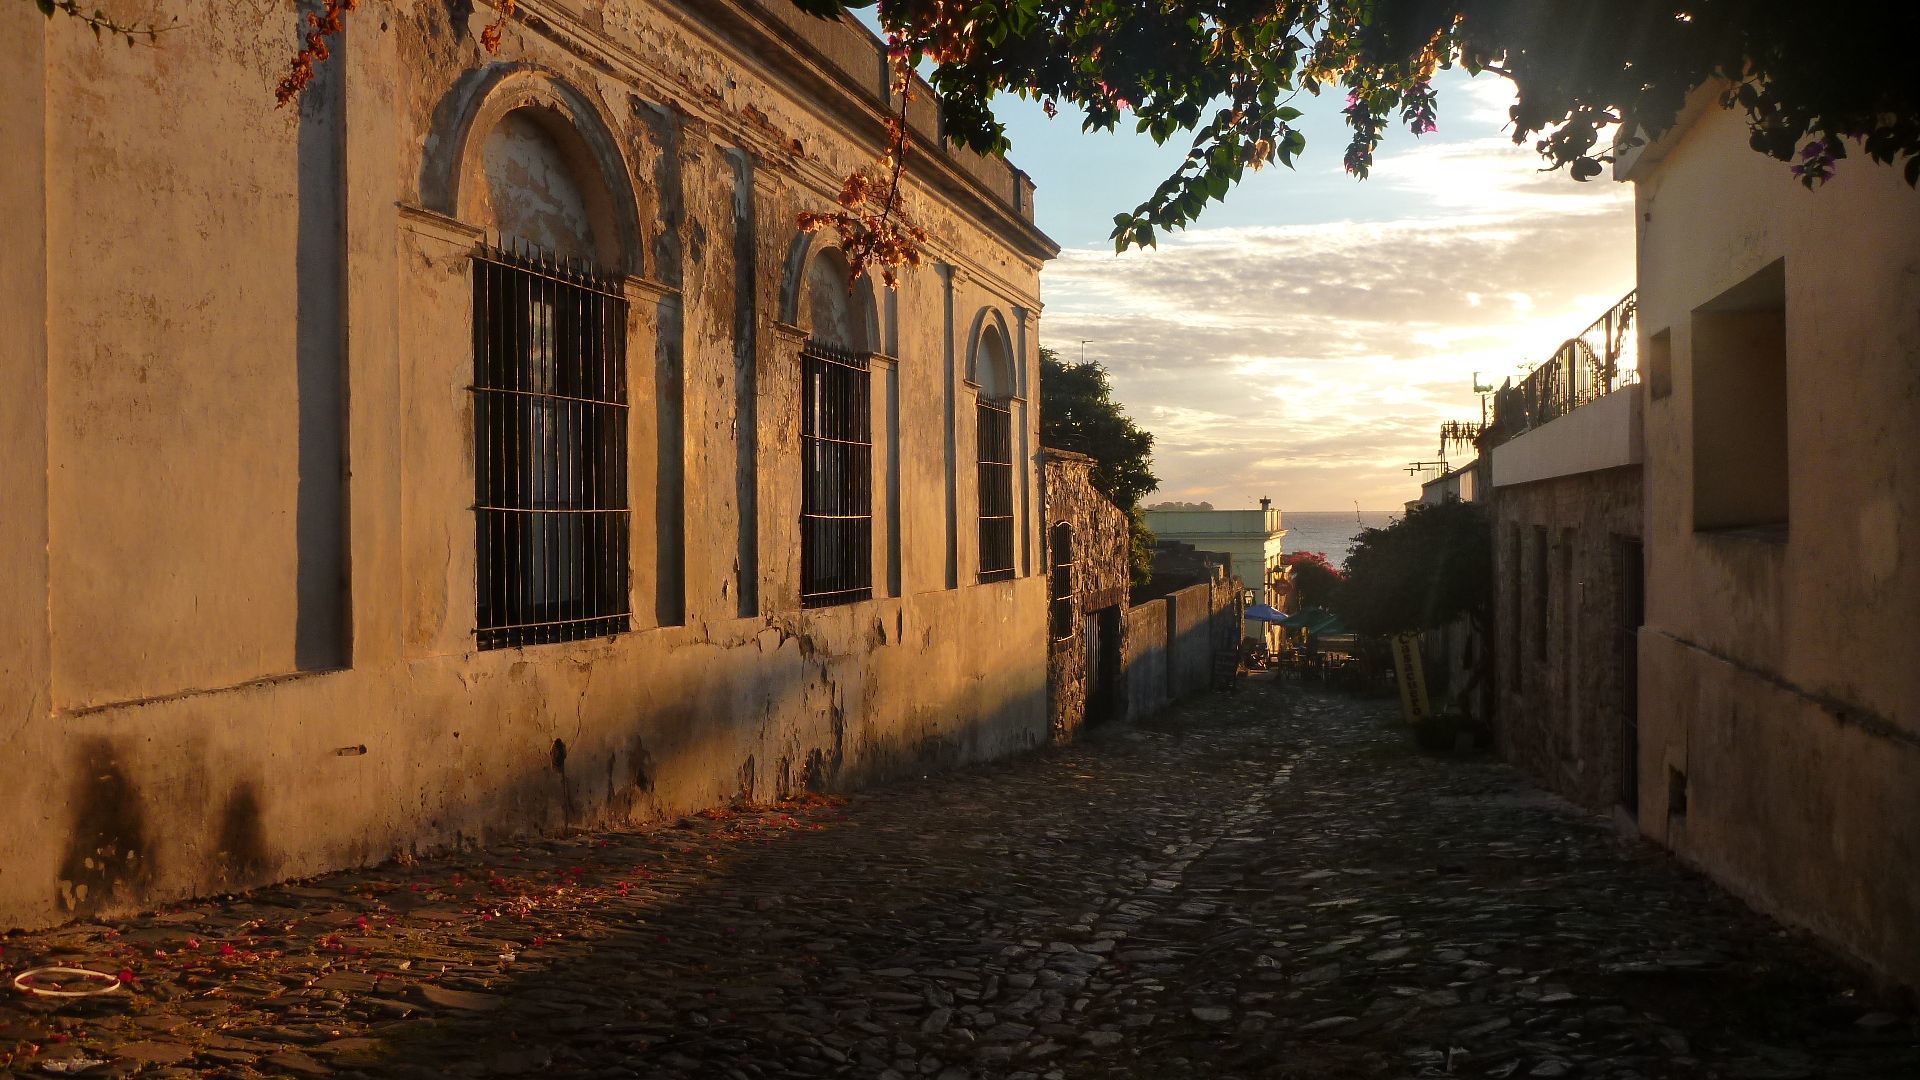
[1492,465,1643,812]
[1041,450,1132,740]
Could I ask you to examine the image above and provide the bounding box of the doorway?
[1615,537,1645,815]
[1085,606,1124,726]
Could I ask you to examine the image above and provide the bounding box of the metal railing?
[1438,420,1484,456]
[471,245,632,650]
[976,400,1016,582]
[800,341,874,608]
[1493,290,1638,437]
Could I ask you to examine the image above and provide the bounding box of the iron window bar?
[976,399,1016,582]
[471,243,632,650]
[800,341,873,608]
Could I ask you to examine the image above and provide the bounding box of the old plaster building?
[0,0,1057,929]
[1140,503,1287,648]
[1619,89,1920,987]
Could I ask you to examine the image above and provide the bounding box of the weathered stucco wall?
[1123,602,1169,721]
[1164,583,1214,702]
[1625,98,1920,986]
[0,0,1056,930]
[1492,463,1642,812]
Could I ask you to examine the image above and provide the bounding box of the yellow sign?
[1391,633,1431,724]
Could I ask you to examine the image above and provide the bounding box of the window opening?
[977,401,1016,582]
[800,341,873,607]
[472,246,631,649]
[1049,522,1075,640]
[1692,259,1788,533]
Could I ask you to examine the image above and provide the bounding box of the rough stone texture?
[1,684,1913,1078]
[1039,451,1131,741]
[0,0,1057,931]
[1492,465,1643,813]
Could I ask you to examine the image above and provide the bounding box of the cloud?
[1039,141,1633,510]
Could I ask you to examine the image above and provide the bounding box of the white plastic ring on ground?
[10,966,123,998]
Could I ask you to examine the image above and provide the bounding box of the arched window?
[975,323,1016,582]
[800,248,875,607]
[1049,522,1075,641]
[469,104,631,648]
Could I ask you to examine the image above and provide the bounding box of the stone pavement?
[3,682,1916,1079]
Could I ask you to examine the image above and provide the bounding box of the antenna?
[1473,371,1495,428]
[1079,339,1093,364]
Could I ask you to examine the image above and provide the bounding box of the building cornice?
[510,0,1058,263]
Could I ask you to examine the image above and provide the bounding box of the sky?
[995,72,1637,511]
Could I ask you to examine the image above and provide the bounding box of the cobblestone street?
[4,682,1915,1079]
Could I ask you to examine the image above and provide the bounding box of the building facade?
[1485,333,1645,813]
[1620,90,1920,986]
[1140,504,1286,646]
[0,0,1057,929]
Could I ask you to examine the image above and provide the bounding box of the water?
[1283,510,1400,569]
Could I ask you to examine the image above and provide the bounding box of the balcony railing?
[1438,419,1484,456]
[1491,290,1637,437]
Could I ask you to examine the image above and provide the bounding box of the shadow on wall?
[293,21,348,672]
[56,738,152,918]
[47,634,1047,922]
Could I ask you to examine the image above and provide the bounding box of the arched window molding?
[792,246,879,607]
[421,65,643,276]
[967,307,1019,582]
[778,231,882,352]
[964,307,1018,400]
[436,69,645,647]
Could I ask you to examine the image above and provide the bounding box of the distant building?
[1412,458,1485,508]
[1140,502,1287,647]
[1143,539,1233,599]
[1405,455,1493,719]
[1618,85,1920,987]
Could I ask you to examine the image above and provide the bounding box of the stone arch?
[966,307,1018,401]
[421,65,642,274]
[780,232,879,352]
